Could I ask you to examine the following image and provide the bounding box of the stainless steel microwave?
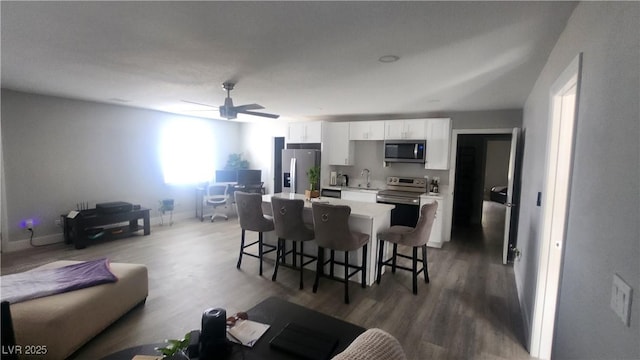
[383,140,426,163]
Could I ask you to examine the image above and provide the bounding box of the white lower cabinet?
[420,194,445,248]
[341,190,377,203]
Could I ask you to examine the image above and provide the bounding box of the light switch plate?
[611,273,633,326]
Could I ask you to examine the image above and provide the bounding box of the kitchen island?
[261,193,395,286]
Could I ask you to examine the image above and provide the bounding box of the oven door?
[377,195,420,227]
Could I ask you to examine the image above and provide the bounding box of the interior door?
[503,127,521,264]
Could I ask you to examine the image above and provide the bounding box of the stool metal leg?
[272,238,283,281]
[412,246,418,295]
[237,229,245,269]
[344,251,350,304]
[376,240,384,284]
[299,241,304,290]
[422,244,429,283]
[258,232,264,276]
[392,244,398,273]
[313,247,324,293]
[361,244,367,288]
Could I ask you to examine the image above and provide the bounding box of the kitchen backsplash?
[327,140,449,188]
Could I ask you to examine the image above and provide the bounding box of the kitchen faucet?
[361,168,371,188]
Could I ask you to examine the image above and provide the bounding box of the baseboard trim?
[2,210,196,253]
[515,269,532,352]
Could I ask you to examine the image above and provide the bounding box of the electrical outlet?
[55,219,62,227]
[611,273,633,326]
[25,219,34,230]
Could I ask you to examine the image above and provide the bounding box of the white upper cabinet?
[288,121,322,143]
[384,119,426,140]
[324,122,354,165]
[349,121,385,140]
[425,118,451,170]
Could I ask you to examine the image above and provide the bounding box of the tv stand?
[62,208,150,249]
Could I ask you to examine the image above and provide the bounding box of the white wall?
[515,3,639,358]
[240,120,288,194]
[1,90,241,250]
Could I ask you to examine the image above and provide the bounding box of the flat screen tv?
[237,169,262,185]
[215,170,238,183]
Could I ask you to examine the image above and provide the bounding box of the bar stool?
[376,202,438,295]
[234,191,276,276]
[270,197,317,289]
[311,202,370,304]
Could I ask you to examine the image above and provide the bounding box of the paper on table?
[227,319,270,347]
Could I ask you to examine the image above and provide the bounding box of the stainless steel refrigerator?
[282,149,321,195]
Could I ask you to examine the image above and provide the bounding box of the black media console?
[62,207,150,249]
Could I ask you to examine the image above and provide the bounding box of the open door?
[503,127,521,264]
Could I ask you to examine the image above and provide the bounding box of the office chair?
[159,199,174,225]
[205,183,230,222]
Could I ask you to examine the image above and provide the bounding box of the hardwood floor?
[1,201,531,359]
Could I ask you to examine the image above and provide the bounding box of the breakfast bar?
[261,193,395,286]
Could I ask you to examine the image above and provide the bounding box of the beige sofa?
[332,328,407,360]
[9,261,148,359]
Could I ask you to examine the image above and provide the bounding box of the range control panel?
[386,176,427,187]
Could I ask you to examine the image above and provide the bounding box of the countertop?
[262,193,395,219]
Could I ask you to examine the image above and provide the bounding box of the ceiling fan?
[183,82,279,120]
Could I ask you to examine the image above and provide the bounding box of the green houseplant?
[224,153,249,170]
[305,166,321,199]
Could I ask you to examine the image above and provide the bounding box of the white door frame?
[448,128,514,246]
[530,53,582,359]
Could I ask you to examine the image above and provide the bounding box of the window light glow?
[160,119,215,185]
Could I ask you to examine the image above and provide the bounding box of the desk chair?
[376,202,438,295]
[159,199,174,226]
[205,183,230,222]
[311,203,370,304]
[234,191,276,275]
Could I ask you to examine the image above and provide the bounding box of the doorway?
[273,137,285,194]
[449,128,520,264]
[530,54,581,359]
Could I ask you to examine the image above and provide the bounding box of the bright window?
[160,118,215,184]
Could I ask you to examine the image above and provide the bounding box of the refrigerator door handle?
[290,157,297,193]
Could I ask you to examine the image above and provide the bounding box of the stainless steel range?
[377,177,428,227]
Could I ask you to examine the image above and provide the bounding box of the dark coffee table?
[102,296,365,360]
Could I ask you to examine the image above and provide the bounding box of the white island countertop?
[262,193,395,219]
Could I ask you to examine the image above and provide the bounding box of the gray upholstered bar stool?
[270,197,317,289]
[376,202,438,295]
[234,191,276,276]
[311,202,370,304]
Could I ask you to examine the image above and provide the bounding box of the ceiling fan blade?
[240,110,280,119]
[181,100,218,108]
[233,103,264,111]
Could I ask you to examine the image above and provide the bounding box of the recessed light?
[378,55,400,63]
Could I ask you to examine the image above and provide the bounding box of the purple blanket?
[1,258,118,304]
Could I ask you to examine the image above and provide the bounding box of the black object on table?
[101,296,365,360]
[62,207,150,249]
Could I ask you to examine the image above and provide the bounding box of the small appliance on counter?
[330,171,338,186]
[341,174,349,187]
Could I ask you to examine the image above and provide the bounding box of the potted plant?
[224,153,249,170]
[305,166,321,199]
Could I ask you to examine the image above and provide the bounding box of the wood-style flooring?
[1,201,531,359]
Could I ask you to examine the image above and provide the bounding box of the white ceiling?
[1,1,576,122]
